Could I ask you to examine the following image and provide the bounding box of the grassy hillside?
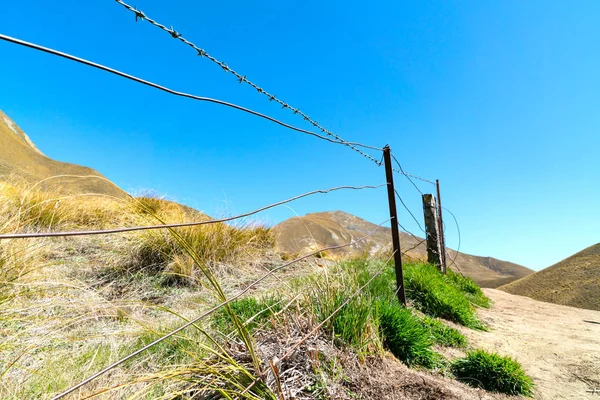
[0,110,534,398]
[0,183,532,398]
[0,110,126,198]
[500,243,600,311]
[274,211,533,288]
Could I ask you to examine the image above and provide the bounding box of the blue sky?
[1,1,598,271]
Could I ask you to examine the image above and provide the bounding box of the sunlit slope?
[274,211,532,288]
[0,110,126,198]
[500,243,600,311]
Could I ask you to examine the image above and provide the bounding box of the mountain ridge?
[499,243,600,311]
[273,210,533,288]
[0,110,126,198]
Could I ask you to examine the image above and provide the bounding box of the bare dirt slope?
[0,110,126,198]
[500,243,600,311]
[274,211,533,287]
[460,289,600,400]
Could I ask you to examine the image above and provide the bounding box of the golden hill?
[0,110,126,198]
[499,243,600,311]
[274,211,533,288]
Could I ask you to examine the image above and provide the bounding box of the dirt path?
[460,289,600,400]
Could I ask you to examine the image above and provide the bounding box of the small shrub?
[419,315,467,348]
[452,349,534,396]
[378,302,441,368]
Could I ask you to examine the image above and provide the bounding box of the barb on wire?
[50,218,392,400]
[394,189,425,233]
[0,184,386,240]
[113,0,385,165]
[390,153,434,191]
[0,33,380,152]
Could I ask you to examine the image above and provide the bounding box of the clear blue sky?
[1,1,598,271]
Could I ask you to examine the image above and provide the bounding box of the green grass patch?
[419,315,467,348]
[377,301,442,368]
[213,296,282,333]
[404,263,486,329]
[444,270,491,308]
[300,258,485,368]
[126,328,201,366]
[452,349,534,396]
[304,266,377,351]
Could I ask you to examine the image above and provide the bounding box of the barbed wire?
[0,33,382,153]
[50,218,392,400]
[391,153,434,190]
[114,0,385,167]
[0,184,386,240]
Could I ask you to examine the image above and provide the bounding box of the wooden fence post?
[422,194,443,271]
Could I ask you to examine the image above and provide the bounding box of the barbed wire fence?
[0,4,462,396]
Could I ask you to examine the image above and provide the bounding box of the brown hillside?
[499,243,600,311]
[273,211,532,288]
[0,110,126,198]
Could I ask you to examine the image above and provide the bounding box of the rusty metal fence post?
[436,180,447,274]
[382,145,406,306]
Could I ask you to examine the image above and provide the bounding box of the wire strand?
[390,153,434,189]
[0,33,381,153]
[0,184,385,240]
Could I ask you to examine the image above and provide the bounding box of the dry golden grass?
[0,180,278,399]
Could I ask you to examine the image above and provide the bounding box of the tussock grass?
[298,259,472,368]
[377,301,441,368]
[404,263,486,329]
[121,221,274,284]
[452,349,534,396]
[444,270,491,308]
[303,263,380,352]
[419,315,467,348]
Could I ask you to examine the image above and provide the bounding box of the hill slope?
[274,211,532,288]
[499,243,600,311]
[0,110,126,198]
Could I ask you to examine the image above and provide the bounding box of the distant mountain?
[273,211,533,288]
[0,110,126,198]
[500,243,600,311]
